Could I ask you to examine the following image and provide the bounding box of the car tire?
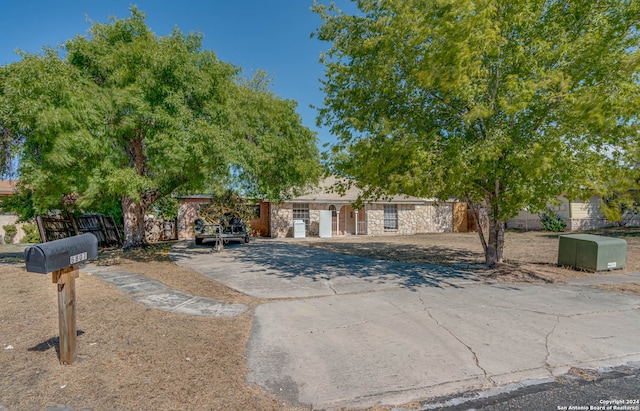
[195,237,203,245]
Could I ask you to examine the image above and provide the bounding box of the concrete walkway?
[170,240,640,410]
[82,265,248,317]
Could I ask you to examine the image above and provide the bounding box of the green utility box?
[558,234,627,271]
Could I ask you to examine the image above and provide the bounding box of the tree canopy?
[0,7,320,249]
[313,0,640,267]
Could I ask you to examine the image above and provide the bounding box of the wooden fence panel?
[36,215,76,243]
[99,215,122,247]
[36,214,122,247]
[75,214,106,247]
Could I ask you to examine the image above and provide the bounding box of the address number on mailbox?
[70,252,88,264]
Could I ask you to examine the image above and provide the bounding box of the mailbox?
[25,233,98,274]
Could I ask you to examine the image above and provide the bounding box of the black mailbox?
[25,233,98,274]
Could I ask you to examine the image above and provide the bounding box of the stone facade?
[432,203,454,232]
[270,201,454,238]
[270,202,327,237]
[270,204,294,238]
[177,195,457,240]
[364,205,383,235]
[145,216,178,242]
[365,203,453,236]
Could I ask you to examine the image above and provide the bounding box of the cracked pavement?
[171,240,640,410]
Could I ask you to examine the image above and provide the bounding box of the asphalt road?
[418,365,640,411]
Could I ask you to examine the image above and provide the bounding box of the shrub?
[2,224,18,244]
[21,224,40,243]
[2,224,17,244]
[540,210,567,232]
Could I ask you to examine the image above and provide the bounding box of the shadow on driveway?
[170,240,482,295]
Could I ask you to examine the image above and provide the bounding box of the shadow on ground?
[585,226,640,238]
[304,241,559,284]
[304,241,484,266]
[172,241,484,290]
[28,330,86,358]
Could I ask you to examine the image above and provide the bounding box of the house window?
[384,204,398,230]
[293,203,310,231]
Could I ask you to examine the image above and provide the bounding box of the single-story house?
[506,196,640,231]
[177,177,460,239]
[268,177,457,238]
[177,178,637,240]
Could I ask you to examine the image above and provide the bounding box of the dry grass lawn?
[303,228,640,287]
[1,228,638,410]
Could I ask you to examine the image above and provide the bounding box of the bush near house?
[540,210,567,232]
[21,224,40,243]
[2,224,17,244]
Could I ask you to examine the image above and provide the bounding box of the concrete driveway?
[170,240,640,410]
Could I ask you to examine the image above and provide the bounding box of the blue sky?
[0,1,357,147]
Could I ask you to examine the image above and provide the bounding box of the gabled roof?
[174,177,447,205]
[291,176,429,205]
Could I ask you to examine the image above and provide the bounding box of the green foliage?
[229,71,322,200]
[595,155,640,226]
[540,210,567,232]
[600,193,640,226]
[2,224,16,243]
[198,190,258,229]
[1,7,320,248]
[21,224,40,243]
[0,183,36,221]
[313,0,640,265]
[150,196,179,220]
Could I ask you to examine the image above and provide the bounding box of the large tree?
[313,0,640,267]
[0,8,320,249]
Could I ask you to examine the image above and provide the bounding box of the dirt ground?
[1,229,638,411]
[303,228,640,290]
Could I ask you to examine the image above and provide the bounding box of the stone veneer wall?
[307,204,324,236]
[366,203,453,235]
[366,205,384,235]
[432,203,453,232]
[271,202,455,238]
[270,203,293,238]
[270,203,327,238]
[415,204,432,233]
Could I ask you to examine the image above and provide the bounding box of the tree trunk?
[467,197,505,269]
[485,215,505,269]
[122,195,149,250]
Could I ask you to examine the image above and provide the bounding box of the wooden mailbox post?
[24,233,98,365]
